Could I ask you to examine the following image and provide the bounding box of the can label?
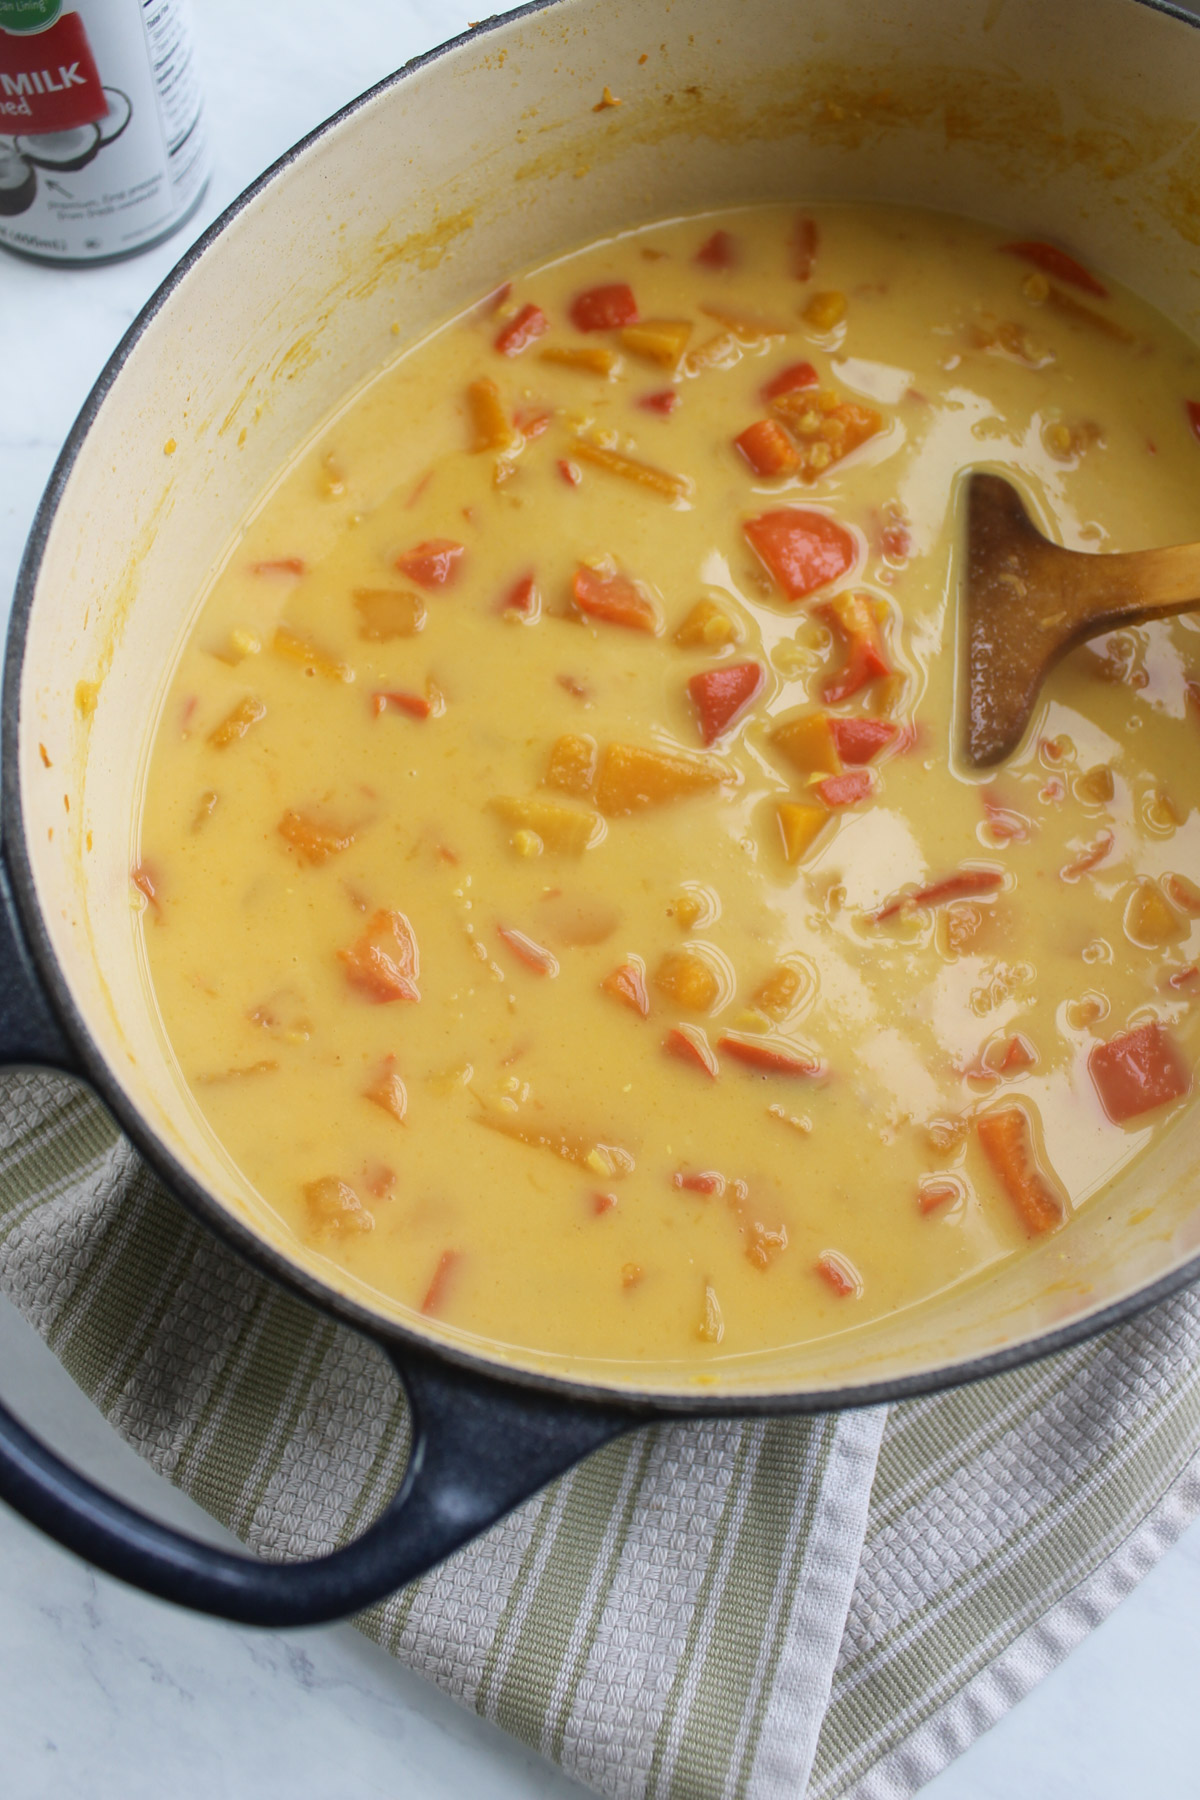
[0,0,209,263]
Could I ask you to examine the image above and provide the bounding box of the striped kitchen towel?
[1,1066,1199,1799]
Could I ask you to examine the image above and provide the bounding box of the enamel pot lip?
[5,0,1200,1422]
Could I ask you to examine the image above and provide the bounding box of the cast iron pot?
[5,0,1200,1628]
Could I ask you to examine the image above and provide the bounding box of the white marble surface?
[2,2,1199,1796]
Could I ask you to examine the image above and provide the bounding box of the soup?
[135,203,1200,1367]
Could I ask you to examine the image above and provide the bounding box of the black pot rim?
[5,0,1200,1422]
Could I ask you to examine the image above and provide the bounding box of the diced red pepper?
[695,229,737,270]
[762,361,819,403]
[792,214,818,281]
[827,717,896,765]
[876,868,1003,922]
[879,521,911,559]
[570,283,639,331]
[339,910,421,1003]
[687,661,765,746]
[592,1191,618,1215]
[975,1106,1065,1234]
[664,1024,719,1078]
[638,389,679,415]
[744,508,857,600]
[982,787,1032,843]
[497,926,559,976]
[131,861,162,917]
[815,768,872,808]
[1002,240,1108,298]
[816,592,892,703]
[1059,831,1114,882]
[515,406,553,439]
[1168,965,1199,991]
[735,419,799,477]
[1088,1022,1190,1123]
[251,557,306,577]
[371,689,434,720]
[999,1033,1037,1072]
[557,458,582,487]
[601,959,649,1017]
[815,1250,862,1297]
[717,1034,821,1077]
[421,1249,459,1315]
[1186,400,1200,443]
[500,573,539,615]
[673,1169,726,1194]
[572,565,659,633]
[395,539,465,588]
[917,1177,961,1215]
[494,302,549,356]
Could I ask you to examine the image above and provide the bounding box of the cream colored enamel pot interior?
[17,0,1200,1399]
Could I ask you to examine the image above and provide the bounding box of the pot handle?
[0,1345,638,1626]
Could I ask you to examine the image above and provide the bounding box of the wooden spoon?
[962,472,1200,767]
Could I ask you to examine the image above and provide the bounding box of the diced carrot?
[592,1191,618,1215]
[775,802,829,866]
[696,229,737,269]
[500,573,540,617]
[272,627,353,683]
[638,389,679,415]
[816,592,892,704]
[1002,240,1108,297]
[620,318,693,368]
[601,958,649,1017]
[365,1057,408,1124]
[664,1024,719,1078]
[772,713,841,775]
[354,588,426,640]
[208,695,266,749]
[514,406,553,439]
[917,1176,962,1215]
[571,440,689,501]
[674,599,741,649]
[131,860,162,917]
[539,344,617,376]
[421,1249,459,1315]
[338,909,421,1002]
[1059,831,1114,882]
[815,768,872,808]
[497,925,559,976]
[572,565,660,633]
[544,732,597,796]
[479,1111,633,1178]
[744,508,857,600]
[395,539,465,588]
[876,867,1003,922]
[815,1250,862,1297]
[687,661,765,745]
[595,742,731,815]
[654,949,719,1013]
[251,557,306,577]
[466,376,516,450]
[762,361,818,402]
[827,716,896,765]
[371,688,438,720]
[557,458,582,487]
[1088,1022,1190,1123]
[362,1163,396,1200]
[1186,400,1200,443]
[975,1106,1065,1234]
[494,302,549,356]
[570,283,639,331]
[278,809,356,865]
[735,419,800,477]
[791,214,819,280]
[303,1176,374,1238]
[999,1034,1037,1073]
[717,1034,821,1076]
[673,1169,726,1194]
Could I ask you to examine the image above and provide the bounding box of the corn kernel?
[803,290,847,332]
[511,828,543,858]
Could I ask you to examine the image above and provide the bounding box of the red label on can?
[0,12,105,135]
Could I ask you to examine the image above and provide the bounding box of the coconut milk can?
[0,0,209,264]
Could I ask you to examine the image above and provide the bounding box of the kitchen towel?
[1,1066,1198,1799]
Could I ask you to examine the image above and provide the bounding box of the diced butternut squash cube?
[673,599,742,650]
[353,588,426,640]
[776,801,829,865]
[277,809,356,865]
[208,695,266,749]
[654,949,720,1013]
[303,1176,374,1238]
[802,290,847,332]
[595,743,732,816]
[753,964,804,1018]
[490,794,602,855]
[544,732,597,797]
[619,318,693,368]
[771,713,842,776]
[1124,879,1185,947]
